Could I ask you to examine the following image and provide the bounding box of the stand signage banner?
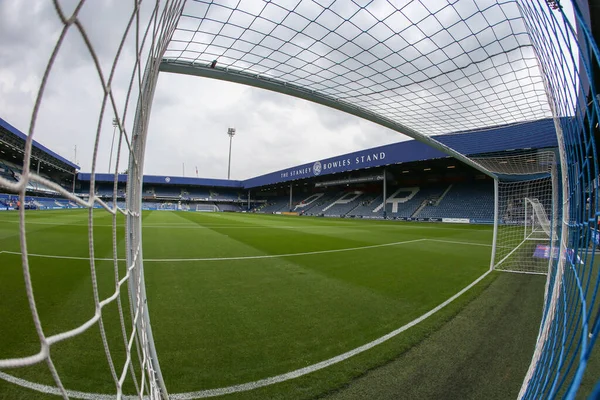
[591,228,600,247]
[533,244,583,264]
[442,218,470,224]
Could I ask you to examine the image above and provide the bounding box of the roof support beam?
[159,60,495,178]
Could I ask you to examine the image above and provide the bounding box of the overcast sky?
[1,0,573,181]
[0,0,405,181]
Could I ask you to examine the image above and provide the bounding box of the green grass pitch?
[0,209,544,399]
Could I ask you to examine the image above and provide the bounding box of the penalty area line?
[0,251,115,261]
[0,239,428,263]
[145,238,426,262]
[496,269,547,276]
[0,270,492,400]
[425,239,493,247]
[0,371,117,400]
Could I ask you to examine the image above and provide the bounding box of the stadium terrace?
[1,1,599,400]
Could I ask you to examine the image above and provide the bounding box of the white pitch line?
[0,372,119,400]
[0,239,427,263]
[0,251,115,261]
[426,239,493,247]
[144,238,426,262]
[0,238,493,262]
[497,269,547,276]
[0,269,492,400]
[0,220,487,232]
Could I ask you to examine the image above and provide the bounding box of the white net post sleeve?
[0,2,185,399]
[196,204,218,212]
[474,151,558,274]
[490,178,500,271]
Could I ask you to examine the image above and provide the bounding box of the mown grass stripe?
[0,239,425,262]
[0,270,491,400]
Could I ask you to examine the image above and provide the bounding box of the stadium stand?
[217,203,242,212]
[2,161,502,222]
[249,183,494,222]
[381,186,446,218]
[154,186,183,198]
[187,187,211,199]
[1,118,79,207]
[96,185,116,197]
[258,197,292,213]
[498,181,553,225]
[292,192,325,213]
[301,192,340,216]
[142,201,172,210]
[59,118,561,221]
[159,203,177,211]
[348,194,383,218]
[419,182,494,223]
[252,184,496,221]
[0,193,85,210]
[107,201,127,210]
[209,189,240,201]
[1,115,552,225]
[0,161,58,194]
[0,161,18,182]
[322,191,365,217]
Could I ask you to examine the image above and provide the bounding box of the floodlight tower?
[227,127,236,179]
[108,117,118,173]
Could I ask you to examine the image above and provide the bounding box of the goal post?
[475,151,558,275]
[0,1,598,399]
[195,204,219,212]
[524,197,555,242]
[0,2,184,400]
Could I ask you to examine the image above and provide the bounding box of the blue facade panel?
[79,172,243,188]
[78,173,129,183]
[437,118,558,154]
[142,175,242,187]
[242,141,446,188]
[244,118,558,188]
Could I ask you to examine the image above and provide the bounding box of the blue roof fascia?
[0,117,80,170]
[78,173,243,188]
[242,118,559,189]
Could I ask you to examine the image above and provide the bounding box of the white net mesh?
[1,0,598,398]
[196,203,218,212]
[478,151,558,274]
[524,197,554,240]
[162,0,552,138]
[0,1,185,398]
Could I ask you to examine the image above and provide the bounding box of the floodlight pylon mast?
[227,127,236,179]
[108,117,118,173]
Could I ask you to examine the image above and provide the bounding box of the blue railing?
[519,1,599,398]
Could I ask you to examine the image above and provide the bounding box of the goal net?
[195,204,218,212]
[0,2,185,399]
[524,197,555,242]
[475,151,558,274]
[0,1,598,400]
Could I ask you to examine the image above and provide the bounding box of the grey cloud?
[1,0,551,182]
